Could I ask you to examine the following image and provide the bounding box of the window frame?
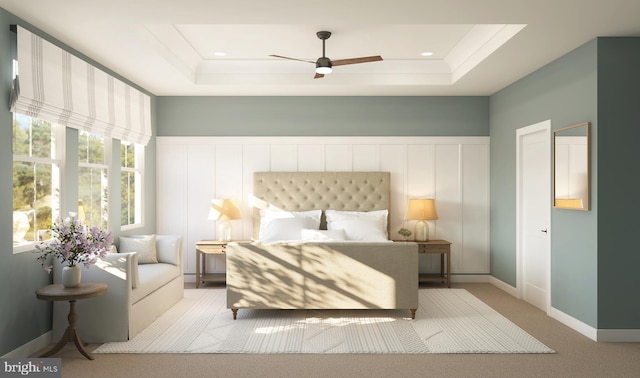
[120,141,145,231]
[77,130,111,230]
[12,115,65,254]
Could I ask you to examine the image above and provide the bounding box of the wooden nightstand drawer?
[417,243,449,254]
[195,243,226,255]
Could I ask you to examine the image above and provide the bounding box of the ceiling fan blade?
[269,55,315,64]
[314,73,324,79]
[331,55,383,66]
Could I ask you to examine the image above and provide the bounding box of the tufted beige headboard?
[252,171,391,239]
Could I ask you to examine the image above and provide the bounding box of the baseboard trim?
[2,331,51,358]
[451,274,491,283]
[488,276,599,341]
[596,329,640,342]
[488,276,640,342]
[488,276,519,298]
[489,276,598,341]
[548,306,597,341]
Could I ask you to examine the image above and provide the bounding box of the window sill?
[13,242,37,254]
[121,222,144,232]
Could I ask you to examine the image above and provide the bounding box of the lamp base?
[414,220,430,241]
[217,220,232,242]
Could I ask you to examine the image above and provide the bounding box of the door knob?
[541,229,548,233]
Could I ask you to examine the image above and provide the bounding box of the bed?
[226,171,419,319]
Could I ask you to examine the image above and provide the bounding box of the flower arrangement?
[398,227,412,240]
[35,212,113,273]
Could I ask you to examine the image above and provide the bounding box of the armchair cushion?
[131,263,181,304]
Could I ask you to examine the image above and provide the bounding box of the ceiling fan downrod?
[315,31,333,74]
[317,31,331,58]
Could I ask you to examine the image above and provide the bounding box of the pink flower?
[35,212,112,273]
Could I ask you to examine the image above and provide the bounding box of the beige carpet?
[94,288,553,354]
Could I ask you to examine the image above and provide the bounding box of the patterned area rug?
[94,288,554,354]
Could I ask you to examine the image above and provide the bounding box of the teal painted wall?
[489,40,599,327]
[157,96,489,136]
[0,8,157,356]
[0,8,52,357]
[596,37,640,329]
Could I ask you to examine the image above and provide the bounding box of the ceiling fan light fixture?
[316,56,332,74]
[316,66,332,74]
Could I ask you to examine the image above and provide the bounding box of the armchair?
[52,235,184,343]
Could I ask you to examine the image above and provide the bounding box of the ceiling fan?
[269,31,383,79]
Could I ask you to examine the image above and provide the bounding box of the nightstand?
[195,240,234,287]
[394,239,452,287]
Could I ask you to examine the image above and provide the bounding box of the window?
[120,141,144,229]
[78,131,109,229]
[12,114,62,250]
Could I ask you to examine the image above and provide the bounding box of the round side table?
[36,282,107,360]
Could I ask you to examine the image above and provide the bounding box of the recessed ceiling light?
[420,51,434,57]
[213,51,227,57]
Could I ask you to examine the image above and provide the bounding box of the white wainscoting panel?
[298,144,325,171]
[157,136,490,277]
[325,144,352,171]
[353,144,380,171]
[157,143,189,267]
[461,144,490,273]
[187,144,216,273]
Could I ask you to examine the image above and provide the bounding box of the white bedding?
[257,208,390,242]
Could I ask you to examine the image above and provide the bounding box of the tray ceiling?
[1,0,639,96]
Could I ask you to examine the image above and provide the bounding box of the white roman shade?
[9,26,152,145]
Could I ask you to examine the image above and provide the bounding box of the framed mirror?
[553,122,591,210]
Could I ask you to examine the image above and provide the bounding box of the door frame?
[516,120,552,314]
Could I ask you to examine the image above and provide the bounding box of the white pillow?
[325,210,388,232]
[259,216,319,241]
[259,209,322,240]
[119,234,158,264]
[300,229,347,242]
[325,209,389,242]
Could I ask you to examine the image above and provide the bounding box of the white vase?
[62,265,81,288]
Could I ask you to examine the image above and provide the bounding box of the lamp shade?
[208,199,241,221]
[405,198,438,221]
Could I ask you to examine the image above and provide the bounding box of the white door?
[516,121,551,313]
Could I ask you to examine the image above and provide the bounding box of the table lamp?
[208,198,241,242]
[406,198,438,241]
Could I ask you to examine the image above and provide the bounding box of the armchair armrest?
[91,252,139,290]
